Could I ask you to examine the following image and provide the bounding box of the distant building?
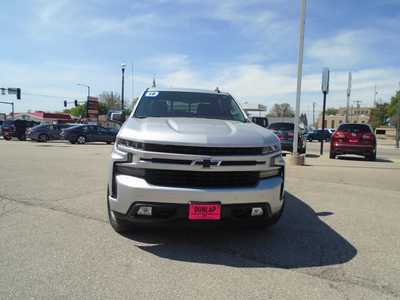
[317,106,371,129]
[10,111,73,124]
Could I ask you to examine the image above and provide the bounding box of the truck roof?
[146,87,230,96]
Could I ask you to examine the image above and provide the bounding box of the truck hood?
[118,117,279,147]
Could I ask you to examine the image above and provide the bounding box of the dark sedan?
[27,124,74,142]
[60,124,118,144]
[306,129,332,142]
[268,122,306,154]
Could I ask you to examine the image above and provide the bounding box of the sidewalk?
[377,138,397,146]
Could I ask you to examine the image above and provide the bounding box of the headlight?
[271,154,285,167]
[116,138,144,151]
[262,144,280,155]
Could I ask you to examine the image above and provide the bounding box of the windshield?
[338,124,371,133]
[134,91,247,122]
[3,120,15,127]
[268,123,294,131]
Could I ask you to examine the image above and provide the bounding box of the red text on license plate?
[189,203,221,220]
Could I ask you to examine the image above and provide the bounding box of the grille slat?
[145,170,259,188]
[143,143,263,156]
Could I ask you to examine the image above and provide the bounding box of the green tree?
[267,103,295,117]
[388,90,400,118]
[325,108,338,115]
[64,104,86,117]
[369,102,389,129]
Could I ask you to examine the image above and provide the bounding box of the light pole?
[121,63,126,112]
[293,0,307,163]
[345,72,352,123]
[77,83,90,118]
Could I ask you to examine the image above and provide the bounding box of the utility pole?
[312,102,316,127]
[131,63,135,101]
[345,72,352,123]
[353,100,361,108]
[293,0,307,161]
[77,83,90,118]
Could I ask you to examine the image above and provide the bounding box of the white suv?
[107,88,285,233]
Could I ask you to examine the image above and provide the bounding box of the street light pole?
[121,63,126,112]
[293,0,307,160]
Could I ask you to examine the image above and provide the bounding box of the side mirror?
[251,117,269,128]
[108,111,125,124]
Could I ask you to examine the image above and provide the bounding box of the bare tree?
[268,103,295,117]
[98,91,122,110]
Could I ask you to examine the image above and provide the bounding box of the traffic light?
[64,100,67,107]
[16,88,21,100]
[74,100,78,107]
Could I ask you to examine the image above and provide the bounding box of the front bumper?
[109,174,284,218]
[114,201,283,224]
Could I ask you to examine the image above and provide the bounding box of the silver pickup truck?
[107,88,285,233]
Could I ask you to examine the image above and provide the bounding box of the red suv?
[330,124,376,161]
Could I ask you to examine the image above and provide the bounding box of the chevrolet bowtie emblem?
[193,159,221,168]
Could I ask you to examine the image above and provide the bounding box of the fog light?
[137,206,152,216]
[251,207,264,216]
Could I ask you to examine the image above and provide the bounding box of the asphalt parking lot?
[1,140,400,299]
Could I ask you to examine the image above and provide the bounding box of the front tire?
[107,190,132,234]
[39,134,48,142]
[17,134,26,141]
[329,151,336,159]
[76,135,86,144]
[367,151,376,161]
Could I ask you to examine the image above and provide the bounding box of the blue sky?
[1,0,399,116]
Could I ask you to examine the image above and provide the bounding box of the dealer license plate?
[188,203,221,220]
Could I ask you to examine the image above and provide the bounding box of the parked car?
[2,120,39,141]
[306,129,332,142]
[60,124,117,144]
[267,122,306,154]
[330,123,376,161]
[107,88,285,233]
[26,124,74,142]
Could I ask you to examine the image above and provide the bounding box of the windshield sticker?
[145,91,159,97]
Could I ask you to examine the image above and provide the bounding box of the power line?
[22,92,85,101]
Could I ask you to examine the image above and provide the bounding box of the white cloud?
[306,28,398,69]
[146,54,190,71]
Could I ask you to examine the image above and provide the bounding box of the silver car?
[107,88,285,233]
